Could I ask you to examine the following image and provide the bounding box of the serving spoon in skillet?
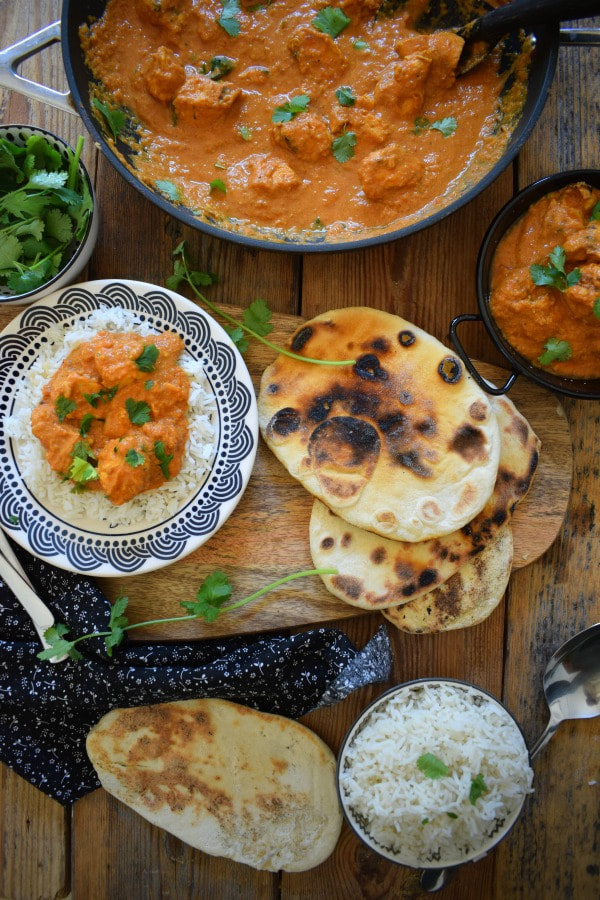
[455,0,600,74]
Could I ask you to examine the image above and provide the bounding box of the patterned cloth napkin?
[0,545,392,805]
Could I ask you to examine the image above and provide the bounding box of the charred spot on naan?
[308,415,381,503]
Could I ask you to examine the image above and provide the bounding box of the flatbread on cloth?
[310,395,540,609]
[382,525,513,633]
[258,307,500,542]
[86,698,342,872]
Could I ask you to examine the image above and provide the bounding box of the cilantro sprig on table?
[530,246,581,292]
[37,568,337,661]
[0,134,93,296]
[166,241,356,366]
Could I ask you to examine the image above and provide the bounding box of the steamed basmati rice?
[4,306,218,530]
[339,681,533,866]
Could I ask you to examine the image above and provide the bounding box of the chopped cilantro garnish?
[125,399,152,425]
[413,116,457,137]
[79,413,94,436]
[272,94,310,123]
[134,344,159,373]
[154,440,174,479]
[538,337,572,366]
[69,456,99,485]
[332,131,357,163]
[92,98,126,140]
[417,753,449,779]
[155,179,181,203]
[144,379,154,390]
[335,85,356,107]
[591,200,600,221]
[207,55,236,80]
[210,178,227,193]
[353,38,369,50]
[125,448,145,468]
[593,297,600,319]
[530,246,581,292]
[219,0,241,36]
[55,395,77,422]
[313,7,351,39]
[469,773,489,805]
[239,125,252,141]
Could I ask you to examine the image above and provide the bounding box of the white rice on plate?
[4,306,218,529]
[338,681,534,867]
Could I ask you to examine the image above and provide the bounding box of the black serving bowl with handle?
[450,168,600,400]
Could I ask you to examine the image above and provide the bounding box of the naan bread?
[86,699,342,872]
[310,394,539,609]
[258,307,500,542]
[382,526,513,632]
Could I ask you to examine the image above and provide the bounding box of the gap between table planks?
[99,305,573,640]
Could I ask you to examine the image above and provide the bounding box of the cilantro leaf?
[55,395,77,422]
[272,94,310,123]
[79,413,95,436]
[144,379,154,390]
[332,131,357,163]
[335,85,356,107]
[135,343,159,372]
[37,623,82,661]
[210,178,227,193]
[239,125,252,141]
[219,0,241,36]
[243,298,273,336]
[125,448,145,468]
[593,296,600,319]
[155,179,181,203]
[353,38,369,50]
[417,753,449,779]
[105,595,129,656]
[181,571,233,622]
[530,246,581,292]
[538,337,572,366]
[313,7,351,38]
[154,440,174,479]
[44,207,73,242]
[225,324,249,352]
[208,55,236,80]
[125,398,152,425]
[591,200,600,221]
[0,234,23,268]
[92,97,126,140]
[469,773,489,805]
[430,117,458,137]
[69,456,99,485]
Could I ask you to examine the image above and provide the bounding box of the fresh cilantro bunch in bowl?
[0,125,97,305]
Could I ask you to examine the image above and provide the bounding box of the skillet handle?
[449,314,519,396]
[0,21,74,114]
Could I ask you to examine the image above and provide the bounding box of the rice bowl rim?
[336,677,531,871]
[0,279,259,576]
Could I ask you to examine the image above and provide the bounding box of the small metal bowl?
[0,124,98,306]
[337,678,533,890]
[450,169,600,400]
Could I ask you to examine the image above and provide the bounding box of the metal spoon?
[530,621,600,759]
[456,0,600,75]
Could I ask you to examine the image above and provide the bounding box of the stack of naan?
[258,308,540,633]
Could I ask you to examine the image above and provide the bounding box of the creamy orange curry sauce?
[490,183,600,380]
[80,0,527,240]
[31,331,189,505]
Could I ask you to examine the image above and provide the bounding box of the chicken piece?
[374,54,432,117]
[31,404,79,475]
[564,263,600,320]
[244,155,301,193]
[339,0,381,17]
[135,0,189,32]
[141,46,186,103]
[288,26,348,81]
[358,143,424,202]
[564,222,600,264]
[147,368,190,420]
[396,30,464,91]
[97,432,152,506]
[173,73,241,124]
[92,332,147,388]
[271,112,332,162]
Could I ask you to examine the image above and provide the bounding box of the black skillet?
[0,1,596,251]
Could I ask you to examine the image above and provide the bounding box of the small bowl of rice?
[337,679,533,878]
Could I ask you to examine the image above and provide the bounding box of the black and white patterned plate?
[0,280,258,575]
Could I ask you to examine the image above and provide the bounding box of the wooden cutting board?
[100,306,573,639]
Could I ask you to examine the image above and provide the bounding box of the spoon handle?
[529,718,561,760]
[464,0,600,46]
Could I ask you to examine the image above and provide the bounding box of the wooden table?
[1,3,598,898]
